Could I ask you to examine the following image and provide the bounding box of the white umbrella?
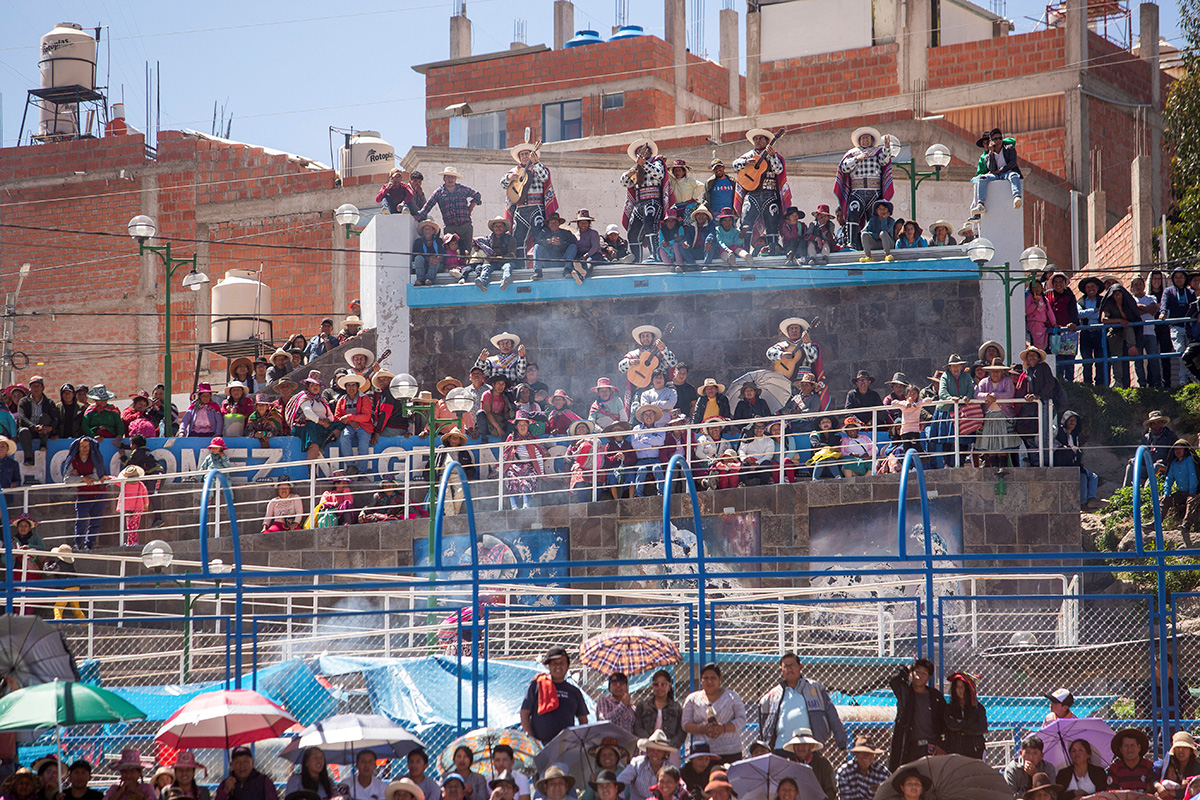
[279,713,424,764]
[724,370,794,413]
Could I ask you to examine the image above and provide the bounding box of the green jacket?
[82,405,123,438]
[975,137,1016,176]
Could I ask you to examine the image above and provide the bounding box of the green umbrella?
[0,679,146,790]
[0,680,145,730]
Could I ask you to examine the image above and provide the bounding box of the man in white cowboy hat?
[618,731,675,800]
[417,166,482,245]
[618,324,678,413]
[501,142,558,257]
[630,403,667,497]
[731,128,791,254]
[620,136,672,263]
[767,317,829,409]
[343,344,379,382]
[475,332,527,383]
[834,126,897,249]
[338,315,365,344]
[835,736,889,800]
[472,217,518,291]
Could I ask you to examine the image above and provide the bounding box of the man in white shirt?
[490,746,530,800]
[1131,276,1164,388]
[349,750,387,800]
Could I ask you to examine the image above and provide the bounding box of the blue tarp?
[106,659,337,724]
[318,655,596,755]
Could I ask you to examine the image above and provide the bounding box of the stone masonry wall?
[409,280,984,410]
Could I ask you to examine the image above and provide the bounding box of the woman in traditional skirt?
[503,410,545,509]
[974,359,1020,467]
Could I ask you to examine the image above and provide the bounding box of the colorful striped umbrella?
[437,727,541,777]
[578,627,680,676]
[155,689,296,749]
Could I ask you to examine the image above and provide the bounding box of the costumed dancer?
[500,141,558,267]
[732,128,791,255]
[834,126,896,250]
[620,136,673,263]
[617,324,678,418]
[766,317,830,410]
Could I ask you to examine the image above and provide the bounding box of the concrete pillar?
[976,179,1027,357]
[720,7,740,113]
[1087,190,1107,269]
[1064,0,1090,272]
[746,5,761,118]
[665,0,687,126]
[554,0,574,49]
[897,0,930,94]
[450,14,472,59]
[1132,155,1153,266]
[1140,2,1162,223]
[359,214,414,376]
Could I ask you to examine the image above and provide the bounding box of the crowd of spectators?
[2,651,1191,800]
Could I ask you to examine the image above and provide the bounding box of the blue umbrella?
[278,713,424,764]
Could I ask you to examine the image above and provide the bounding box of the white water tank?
[339,131,395,178]
[38,23,97,137]
[210,269,273,343]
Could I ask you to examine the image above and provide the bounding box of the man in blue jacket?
[757,651,847,754]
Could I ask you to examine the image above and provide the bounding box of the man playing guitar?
[732,129,791,256]
[620,137,672,264]
[618,324,678,417]
[500,142,557,264]
[767,317,829,410]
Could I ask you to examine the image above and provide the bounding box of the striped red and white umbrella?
[155,689,296,749]
[578,627,680,676]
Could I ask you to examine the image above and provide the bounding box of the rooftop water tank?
[211,269,273,343]
[564,29,603,47]
[38,22,96,137]
[609,25,645,41]
[339,131,395,179]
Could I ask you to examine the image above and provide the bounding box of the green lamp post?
[888,140,953,222]
[128,215,210,436]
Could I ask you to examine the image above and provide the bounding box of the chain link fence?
[4,577,1188,788]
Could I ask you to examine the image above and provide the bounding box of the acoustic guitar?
[735,129,785,192]
[363,348,392,382]
[772,317,822,379]
[627,324,675,388]
[506,142,542,206]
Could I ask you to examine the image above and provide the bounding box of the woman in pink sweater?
[1025,278,1058,351]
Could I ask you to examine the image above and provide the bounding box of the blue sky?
[0,0,1182,163]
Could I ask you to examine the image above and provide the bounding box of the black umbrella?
[872,755,1011,800]
[0,616,78,690]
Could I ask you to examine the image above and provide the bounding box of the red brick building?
[0,130,382,395]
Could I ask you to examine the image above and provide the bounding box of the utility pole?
[1,264,31,388]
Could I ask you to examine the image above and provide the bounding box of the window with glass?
[542,100,582,142]
[448,110,507,149]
